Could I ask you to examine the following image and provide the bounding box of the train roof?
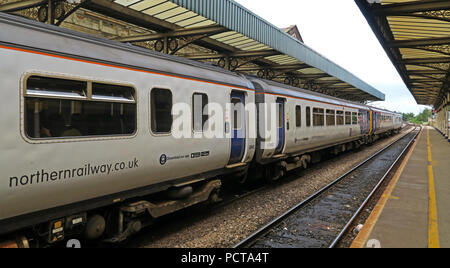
[249,77,369,110]
[0,13,252,90]
[249,77,402,115]
[367,106,401,115]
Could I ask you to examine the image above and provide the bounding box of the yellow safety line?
[350,129,422,248]
[427,128,440,248]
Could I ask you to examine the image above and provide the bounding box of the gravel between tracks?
[128,131,409,248]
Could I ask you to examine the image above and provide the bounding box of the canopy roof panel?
[356,0,450,107]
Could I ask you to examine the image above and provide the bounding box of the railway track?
[118,127,413,248]
[234,126,421,248]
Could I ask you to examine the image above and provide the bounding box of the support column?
[446,93,449,142]
[224,55,231,71]
[163,37,168,54]
[47,0,54,25]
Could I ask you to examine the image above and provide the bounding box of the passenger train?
[0,13,402,247]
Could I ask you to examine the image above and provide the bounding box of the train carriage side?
[394,113,403,130]
[370,108,397,136]
[0,14,256,244]
[248,78,373,180]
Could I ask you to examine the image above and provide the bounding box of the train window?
[193,93,208,132]
[24,76,136,139]
[326,109,335,126]
[313,108,324,127]
[151,88,173,134]
[231,98,243,130]
[92,83,135,103]
[306,107,311,127]
[352,112,358,125]
[336,111,344,125]
[345,112,351,125]
[26,76,87,99]
[296,106,301,127]
[277,102,283,128]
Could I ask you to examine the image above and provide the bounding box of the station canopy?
[356,0,450,108]
[0,0,386,102]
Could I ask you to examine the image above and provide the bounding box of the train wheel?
[236,171,249,185]
[265,165,284,183]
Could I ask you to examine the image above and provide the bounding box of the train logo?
[160,154,167,165]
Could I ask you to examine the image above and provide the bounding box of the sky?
[234,0,431,115]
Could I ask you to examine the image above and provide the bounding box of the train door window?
[313,108,324,127]
[231,97,243,130]
[336,111,344,125]
[296,105,301,127]
[24,75,137,139]
[193,93,208,132]
[306,107,311,127]
[277,102,283,128]
[352,112,358,125]
[151,88,173,134]
[345,112,352,125]
[326,109,335,126]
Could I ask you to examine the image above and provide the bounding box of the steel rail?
[234,126,419,248]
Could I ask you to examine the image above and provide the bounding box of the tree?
[416,109,432,123]
[402,109,432,125]
[402,113,415,122]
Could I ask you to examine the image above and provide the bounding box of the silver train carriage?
[0,13,401,247]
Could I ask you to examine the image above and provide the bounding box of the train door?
[369,110,374,135]
[372,112,377,134]
[361,110,370,134]
[275,98,285,155]
[228,91,246,165]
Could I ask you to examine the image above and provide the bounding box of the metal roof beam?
[410,73,446,81]
[408,70,447,75]
[184,49,280,60]
[401,57,450,64]
[312,80,342,85]
[237,64,310,71]
[387,37,450,48]
[0,0,46,12]
[332,85,355,89]
[297,74,331,79]
[115,25,229,42]
[410,79,444,83]
[373,1,450,15]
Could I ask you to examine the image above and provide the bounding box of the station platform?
[351,127,450,248]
